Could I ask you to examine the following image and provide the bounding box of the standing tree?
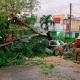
[40,15,55,31]
[0,0,40,32]
[28,0,40,15]
[0,0,39,17]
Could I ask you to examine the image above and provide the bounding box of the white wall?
[54,23,66,31]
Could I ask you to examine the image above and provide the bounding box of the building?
[51,15,66,33]
[52,15,80,38]
[63,18,80,38]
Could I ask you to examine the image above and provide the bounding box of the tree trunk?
[10,14,47,38]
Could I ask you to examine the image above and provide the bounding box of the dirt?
[0,56,80,80]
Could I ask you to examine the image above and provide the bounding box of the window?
[75,33,79,38]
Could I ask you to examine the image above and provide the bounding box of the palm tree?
[40,15,55,31]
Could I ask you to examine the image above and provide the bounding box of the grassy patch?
[31,61,55,75]
[40,63,54,75]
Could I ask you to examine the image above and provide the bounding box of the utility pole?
[69,3,72,38]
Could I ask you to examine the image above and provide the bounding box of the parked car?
[49,40,67,56]
[49,40,66,48]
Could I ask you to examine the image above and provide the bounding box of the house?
[51,15,66,34]
[63,18,80,38]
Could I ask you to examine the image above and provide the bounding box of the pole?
[69,3,72,38]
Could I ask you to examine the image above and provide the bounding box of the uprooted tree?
[0,0,53,67]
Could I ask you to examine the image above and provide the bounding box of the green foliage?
[0,13,10,29]
[18,29,35,37]
[40,15,52,23]
[0,13,10,43]
[0,41,25,67]
[32,45,47,57]
[0,35,49,67]
[49,31,57,39]
[0,11,50,67]
[57,32,65,41]
[0,0,41,68]
[13,60,26,65]
[0,0,29,14]
[25,15,37,25]
[25,36,49,58]
[0,49,14,67]
[0,36,49,67]
[64,38,76,42]
[30,36,49,46]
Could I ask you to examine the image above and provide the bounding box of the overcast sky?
[35,0,80,17]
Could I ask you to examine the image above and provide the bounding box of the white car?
[49,40,60,47]
[49,40,66,56]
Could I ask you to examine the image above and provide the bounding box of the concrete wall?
[63,19,80,32]
[71,20,80,32]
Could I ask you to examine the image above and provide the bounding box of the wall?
[63,19,80,32]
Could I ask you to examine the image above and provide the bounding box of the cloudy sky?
[36,0,80,17]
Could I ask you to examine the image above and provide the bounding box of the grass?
[40,63,55,75]
[30,61,55,75]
